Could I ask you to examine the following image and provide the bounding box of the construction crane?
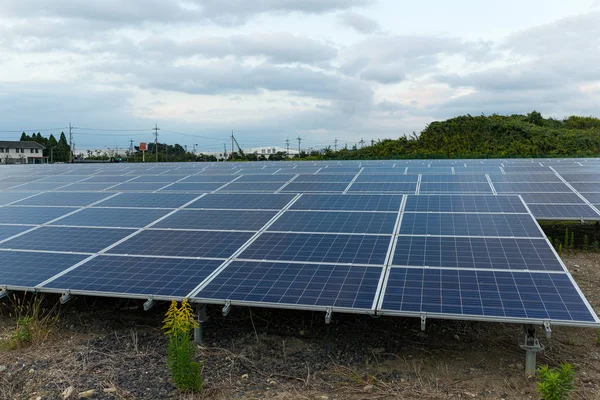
[230,132,246,160]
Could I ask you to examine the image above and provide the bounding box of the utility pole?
[285,138,290,156]
[223,143,227,161]
[297,135,301,157]
[68,123,74,163]
[129,139,134,162]
[153,124,159,162]
[334,138,338,151]
[231,131,235,159]
[359,138,365,149]
[164,143,168,162]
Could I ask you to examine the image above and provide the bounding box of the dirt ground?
[1,252,600,400]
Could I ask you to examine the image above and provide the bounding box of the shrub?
[537,363,575,400]
[583,235,589,251]
[1,294,57,349]
[163,299,203,392]
[594,240,599,252]
[564,228,569,249]
[569,232,575,249]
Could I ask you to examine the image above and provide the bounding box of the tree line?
[19,132,72,162]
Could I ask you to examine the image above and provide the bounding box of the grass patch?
[0,293,59,349]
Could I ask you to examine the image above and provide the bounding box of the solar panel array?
[0,159,599,327]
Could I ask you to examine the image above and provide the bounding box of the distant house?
[0,141,45,164]
[246,146,299,158]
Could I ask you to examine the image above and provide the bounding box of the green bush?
[163,299,203,392]
[564,228,569,249]
[594,241,600,252]
[537,363,575,400]
[583,235,589,251]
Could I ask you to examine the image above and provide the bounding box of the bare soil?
[1,252,600,400]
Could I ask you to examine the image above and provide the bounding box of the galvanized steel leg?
[520,325,544,376]
[194,304,207,345]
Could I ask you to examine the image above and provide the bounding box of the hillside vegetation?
[322,111,600,159]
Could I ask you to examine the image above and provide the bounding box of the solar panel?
[571,183,600,192]
[85,175,135,183]
[194,261,381,310]
[98,193,199,208]
[130,175,182,183]
[0,251,87,288]
[186,193,295,210]
[236,174,296,183]
[0,226,136,253]
[0,192,41,205]
[490,174,561,183]
[281,182,349,192]
[290,194,403,211]
[14,192,113,206]
[42,256,224,298]
[519,193,585,204]
[50,208,171,228]
[108,182,171,191]
[294,175,355,183]
[109,230,253,258]
[582,193,600,203]
[159,182,223,192]
[0,225,33,241]
[419,182,493,193]
[219,182,285,192]
[379,268,596,323]
[269,211,398,234]
[494,182,572,193]
[153,209,277,231]
[420,175,488,183]
[239,233,391,265]
[348,182,417,193]
[399,213,543,237]
[404,195,527,213]
[392,237,562,271]
[527,204,600,219]
[0,206,78,224]
[180,176,236,183]
[354,175,418,183]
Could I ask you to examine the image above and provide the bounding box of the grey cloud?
[436,67,561,91]
[360,64,405,84]
[338,11,380,34]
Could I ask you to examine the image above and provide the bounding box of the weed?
[570,231,575,249]
[1,293,58,349]
[596,329,600,346]
[564,228,569,249]
[163,299,203,392]
[594,240,599,252]
[584,235,589,251]
[537,363,575,400]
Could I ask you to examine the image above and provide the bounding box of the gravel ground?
[1,252,600,399]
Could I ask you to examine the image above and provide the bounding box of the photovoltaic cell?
[186,193,295,210]
[419,182,493,193]
[354,175,418,183]
[108,182,171,191]
[281,182,349,192]
[404,195,527,213]
[0,225,33,241]
[98,193,199,208]
[399,213,542,237]
[291,194,402,211]
[109,230,253,258]
[0,192,40,205]
[420,175,488,183]
[236,174,296,183]
[348,182,417,193]
[14,192,114,206]
[519,193,584,204]
[527,204,600,219]
[239,232,391,265]
[219,182,285,192]
[44,256,224,297]
[153,209,277,231]
[159,182,222,192]
[494,182,572,193]
[294,175,355,183]
[51,208,171,228]
[269,211,398,234]
[392,236,562,271]
[0,226,136,253]
[0,251,87,287]
[195,261,381,310]
[380,268,596,322]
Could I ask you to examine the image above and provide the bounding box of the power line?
[76,127,151,132]
[0,127,67,133]
[160,129,225,141]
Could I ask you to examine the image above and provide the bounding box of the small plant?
[1,294,58,349]
[596,329,600,346]
[569,232,575,249]
[537,363,575,400]
[583,235,589,251]
[564,228,569,249]
[594,240,600,252]
[558,243,563,254]
[163,299,203,392]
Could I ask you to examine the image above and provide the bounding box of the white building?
[246,146,299,158]
[0,141,45,164]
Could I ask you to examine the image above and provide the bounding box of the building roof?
[0,141,45,150]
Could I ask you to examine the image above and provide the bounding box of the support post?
[60,291,73,304]
[194,304,208,345]
[519,325,545,376]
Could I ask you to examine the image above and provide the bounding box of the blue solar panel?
[269,211,398,234]
[420,175,488,183]
[494,182,572,193]
[0,251,87,288]
[43,256,224,297]
[354,175,418,183]
[195,261,381,310]
[239,233,391,265]
[51,208,171,228]
[348,182,417,193]
[84,175,135,183]
[58,183,117,191]
[520,193,584,204]
[108,182,171,191]
[0,227,135,253]
[380,268,596,322]
[561,173,600,182]
[294,175,355,183]
[109,230,253,258]
[404,195,527,213]
[159,182,223,192]
[11,182,68,191]
[14,192,113,206]
[392,237,561,271]
[180,176,236,183]
[291,194,403,211]
[571,183,600,192]
[131,175,182,183]
[490,174,561,183]
[400,213,542,237]
[281,182,349,192]
[0,206,78,224]
[219,182,285,192]
[419,182,493,193]
[582,193,600,203]
[236,174,296,183]
[153,209,277,230]
[527,204,600,219]
[0,225,33,241]
[0,192,40,205]
[98,193,199,208]
[186,193,295,210]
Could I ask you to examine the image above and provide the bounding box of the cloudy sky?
[0,0,599,152]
